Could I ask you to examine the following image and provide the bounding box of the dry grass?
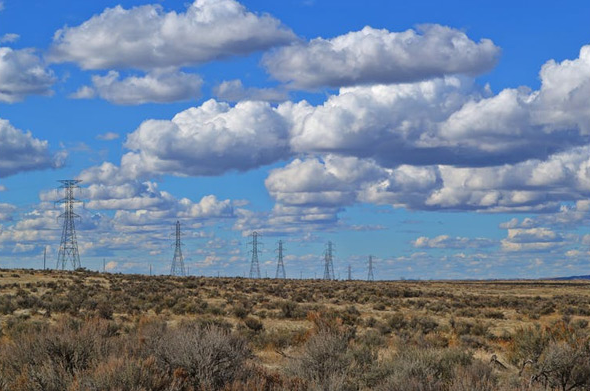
[1,268,590,390]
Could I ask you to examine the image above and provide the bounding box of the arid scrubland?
[1,269,590,390]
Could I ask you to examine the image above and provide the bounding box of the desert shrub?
[364,316,377,328]
[482,309,505,319]
[225,364,307,391]
[530,340,590,391]
[259,327,307,350]
[347,343,382,388]
[338,305,362,326]
[233,304,250,319]
[376,347,473,391]
[375,320,392,335]
[80,356,171,391]
[386,312,407,330]
[509,321,590,391]
[244,317,264,333]
[453,319,489,337]
[573,318,589,329]
[448,360,497,391]
[286,329,351,390]
[207,304,224,316]
[279,300,299,319]
[459,334,488,350]
[0,317,114,391]
[455,307,480,317]
[96,300,114,320]
[358,329,386,348]
[149,323,251,390]
[507,324,550,366]
[410,315,439,334]
[524,302,555,318]
[0,295,16,315]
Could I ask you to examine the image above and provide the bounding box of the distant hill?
[551,275,590,280]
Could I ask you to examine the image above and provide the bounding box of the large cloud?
[0,47,55,103]
[263,25,500,89]
[413,235,496,249]
[0,118,64,178]
[423,144,590,211]
[123,99,291,176]
[534,45,590,134]
[501,228,564,252]
[263,143,590,213]
[285,61,590,168]
[265,157,376,207]
[49,0,296,70]
[77,45,590,216]
[71,70,202,104]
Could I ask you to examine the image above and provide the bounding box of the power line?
[170,220,186,276]
[56,179,82,270]
[249,231,261,279]
[275,240,286,279]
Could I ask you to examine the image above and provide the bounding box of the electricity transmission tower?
[368,255,375,281]
[323,241,335,280]
[347,264,352,281]
[249,231,261,279]
[56,180,82,270]
[275,240,286,279]
[170,220,186,276]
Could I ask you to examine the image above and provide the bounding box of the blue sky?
[1,0,589,279]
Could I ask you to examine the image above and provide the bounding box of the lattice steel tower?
[347,264,352,281]
[367,255,375,281]
[323,241,335,280]
[249,231,261,279]
[275,240,286,279]
[170,221,186,276]
[56,180,82,270]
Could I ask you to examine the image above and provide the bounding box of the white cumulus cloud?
[75,44,590,217]
[0,118,64,178]
[501,228,564,252]
[123,99,291,176]
[413,235,496,249]
[69,85,96,99]
[263,25,500,89]
[96,132,120,141]
[0,47,55,103]
[0,33,19,43]
[49,0,296,70]
[88,70,202,104]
